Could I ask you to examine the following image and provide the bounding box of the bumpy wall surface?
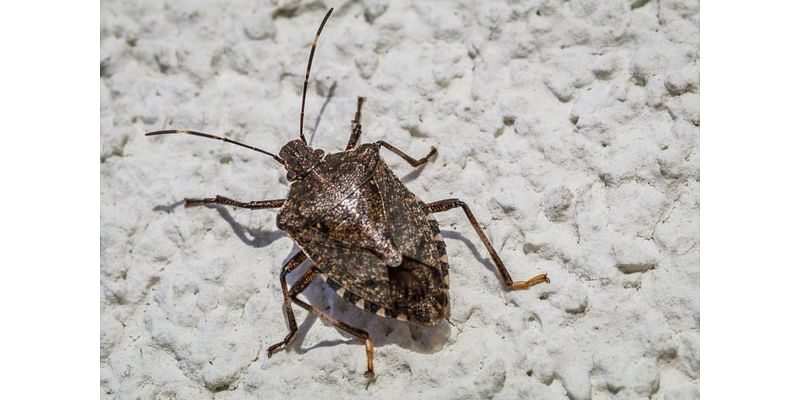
[101,1,699,398]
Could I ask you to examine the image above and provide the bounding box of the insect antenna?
[298,7,334,144]
[145,130,285,165]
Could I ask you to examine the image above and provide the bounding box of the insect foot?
[511,273,550,290]
[364,338,375,378]
[266,332,295,359]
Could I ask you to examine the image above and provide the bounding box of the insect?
[146,8,549,377]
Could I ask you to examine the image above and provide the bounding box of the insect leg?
[288,268,376,377]
[377,140,437,167]
[346,96,366,150]
[427,199,550,290]
[267,251,308,358]
[184,195,285,209]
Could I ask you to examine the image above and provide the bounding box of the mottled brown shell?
[277,143,450,325]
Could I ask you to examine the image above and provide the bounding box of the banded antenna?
[299,7,334,144]
[145,130,285,165]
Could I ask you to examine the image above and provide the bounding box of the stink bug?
[146,8,549,377]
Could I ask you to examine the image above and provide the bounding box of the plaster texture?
[100,0,699,398]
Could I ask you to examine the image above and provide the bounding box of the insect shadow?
[283,230,497,358]
[211,206,285,248]
[307,81,337,146]
[441,230,498,280]
[153,202,285,248]
[279,246,452,356]
[152,200,184,213]
[279,230,495,357]
[398,162,432,185]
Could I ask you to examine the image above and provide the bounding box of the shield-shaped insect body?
[277,141,451,326]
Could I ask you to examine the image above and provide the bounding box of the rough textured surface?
[100,0,699,398]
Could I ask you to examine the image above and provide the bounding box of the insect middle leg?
[427,199,550,290]
[346,96,366,150]
[278,267,376,376]
[184,195,285,209]
[267,251,308,358]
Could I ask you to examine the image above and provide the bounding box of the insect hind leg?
[284,267,375,377]
[427,198,549,290]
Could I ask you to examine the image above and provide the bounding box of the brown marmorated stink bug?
[146,8,549,377]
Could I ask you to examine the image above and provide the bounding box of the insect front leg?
[346,96,366,150]
[377,141,437,167]
[267,252,308,358]
[286,267,376,377]
[184,195,285,210]
[427,199,550,290]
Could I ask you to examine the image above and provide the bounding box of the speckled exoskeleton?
[145,8,549,377]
